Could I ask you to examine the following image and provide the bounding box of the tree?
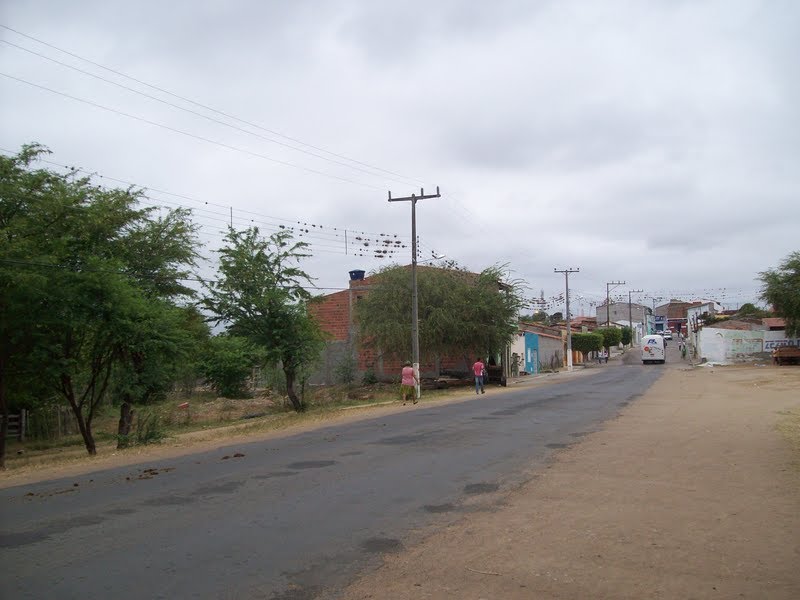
[621,326,632,346]
[594,327,623,350]
[735,302,769,319]
[570,333,603,359]
[760,251,800,337]
[201,335,264,398]
[0,145,200,458]
[549,312,563,324]
[202,227,325,412]
[355,264,525,363]
[520,311,548,323]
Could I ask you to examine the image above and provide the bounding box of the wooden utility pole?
[388,187,440,398]
[628,289,643,345]
[555,268,579,371]
[605,280,625,326]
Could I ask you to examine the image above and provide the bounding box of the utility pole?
[388,187,441,399]
[555,268,579,371]
[628,289,643,346]
[605,280,625,326]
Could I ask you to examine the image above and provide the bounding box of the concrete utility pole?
[628,289,643,345]
[388,187,440,399]
[605,280,625,326]
[555,268,579,371]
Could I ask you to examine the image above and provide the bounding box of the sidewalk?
[340,364,800,599]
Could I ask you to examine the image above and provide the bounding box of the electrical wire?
[0,72,386,190]
[0,23,427,187]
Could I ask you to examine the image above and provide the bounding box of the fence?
[1,411,28,441]
[22,406,80,441]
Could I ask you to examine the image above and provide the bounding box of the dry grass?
[2,381,466,478]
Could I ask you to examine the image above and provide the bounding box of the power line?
[0,23,426,187]
[0,72,386,190]
[0,148,416,261]
[0,39,423,189]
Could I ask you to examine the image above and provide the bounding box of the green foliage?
[735,302,769,319]
[201,335,263,398]
[594,327,623,350]
[549,312,563,324]
[355,264,525,362]
[334,353,357,385]
[361,368,378,386]
[0,145,200,457]
[134,411,166,445]
[760,251,800,336]
[570,332,603,355]
[621,326,632,346]
[520,311,548,323]
[202,227,326,411]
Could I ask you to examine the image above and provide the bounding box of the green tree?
[594,327,623,350]
[759,251,800,337]
[201,335,264,398]
[549,312,563,324]
[202,227,325,412]
[570,332,603,358]
[0,145,199,458]
[355,264,525,363]
[621,326,632,346]
[520,311,548,323]
[735,302,769,319]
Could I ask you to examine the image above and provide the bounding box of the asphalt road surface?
[1,363,663,599]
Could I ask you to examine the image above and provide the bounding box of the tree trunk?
[61,374,97,455]
[0,355,7,470]
[283,367,305,412]
[117,398,135,449]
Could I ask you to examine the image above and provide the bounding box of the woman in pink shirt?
[472,358,486,394]
[401,361,418,405]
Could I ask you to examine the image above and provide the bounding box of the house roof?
[707,319,758,331]
[762,317,786,329]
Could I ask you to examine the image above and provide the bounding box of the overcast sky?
[1,0,797,315]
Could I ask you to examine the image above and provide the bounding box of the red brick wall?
[310,290,351,341]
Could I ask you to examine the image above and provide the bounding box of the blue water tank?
[349,270,365,281]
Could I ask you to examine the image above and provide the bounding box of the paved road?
[1,363,662,599]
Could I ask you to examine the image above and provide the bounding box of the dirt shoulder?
[338,364,800,600]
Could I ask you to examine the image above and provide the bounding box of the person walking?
[400,361,418,405]
[472,357,486,394]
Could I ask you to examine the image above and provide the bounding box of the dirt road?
[338,362,800,599]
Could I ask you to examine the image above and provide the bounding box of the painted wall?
[697,328,800,364]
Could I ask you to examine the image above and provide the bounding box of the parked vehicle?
[663,331,673,340]
[642,335,666,364]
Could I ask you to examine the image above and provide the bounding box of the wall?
[697,328,800,364]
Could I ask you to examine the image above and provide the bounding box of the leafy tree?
[570,332,603,357]
[202,227,325,412]
[735,302,769,319]
[549,312,563,324]
[621,326,632,346]
[760,251,800,337]
[594,327,623,350]
[201,335,264,398]
[355,264,525,363]
[520,311,548,323]
[0,145,199,458]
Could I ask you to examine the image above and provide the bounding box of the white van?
[641,335,666,364]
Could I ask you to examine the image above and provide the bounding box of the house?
[595,301,651,329]
[310,267,498,384]
[511,322,564,373]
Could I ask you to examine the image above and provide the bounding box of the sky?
[1,0,798,316]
